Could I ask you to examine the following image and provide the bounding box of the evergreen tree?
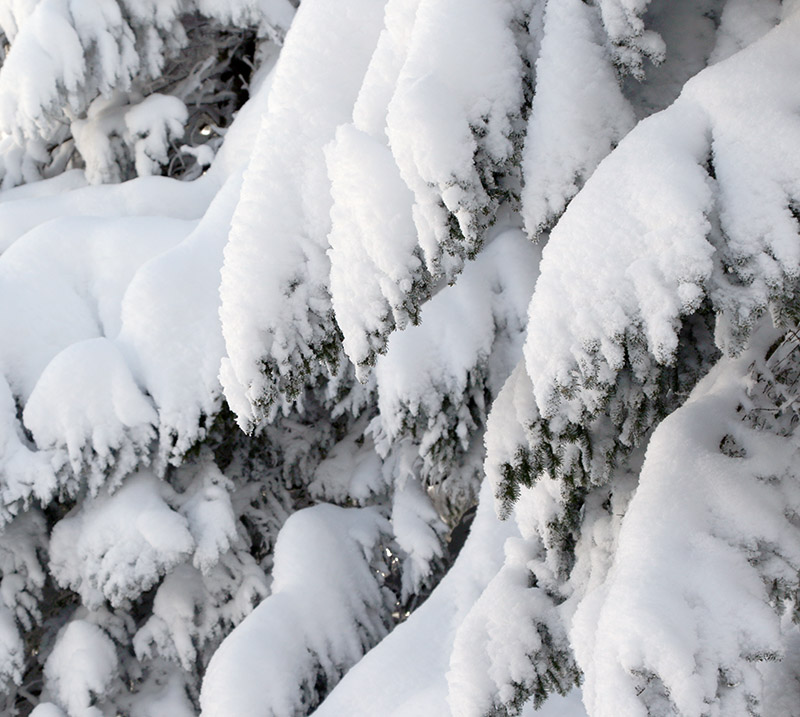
[0,0,798,716]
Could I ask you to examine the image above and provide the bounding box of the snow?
[523,8,800,435]
[326,121,421,371]
[390,477,444,599]
[0,606,23,688]
[133,552,269,673]
[308,422,387,504]
[326,0,534,380]
[0,2,798,716]
[520,0,635,235]
[29,704,66,717]
[571,338,800,716]
[200,504,391,717]
[0,211,192,490]
[24,337,157,493]
[179,462,239,574]
[384,0,525,263]
[594,0,664,75]
[219,0,388,426]
[125,94,188,177]
[0,176,214,254]
[44,619,118,717]
[313,478,588,717]
[71,92,189,184]
[116,171,243,465]
[0,511,47,631]
[0,33,275,503]
[373,228,539,489]
[126,671,196,717]
[447,539,563,715]
[709,0,781,64]
[49,472,195,608]
[0,0,294,187]
[0,375,57,521]
[0,0,92,140]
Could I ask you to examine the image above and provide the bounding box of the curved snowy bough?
[494,11,800,498]
[324,0,539,374]
[218,0,388,429]
[0,210,192,502]
[573,332,800,716]
[220,0,543,423]
[220,0,677,422]
[200,504,395,717]
[447,527,580,716]
[372,230,539,518]
[0,92,268,500]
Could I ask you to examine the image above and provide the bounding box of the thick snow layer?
[326,0,531,372]
[571,341,800,716]
[23,337,157,493]
[116,171,244,465]
[0,0,136,141]
[0,175,217,253]
[521,0,634,235]
[524,8,800,425]
[447,538,570,715]
[313,479,587,717]
[373,228,539,485]
[49,472,195,608]
[2,3,798,716]
[326,122,420,370]
[44,619,118,717]
[0,213,190,399]
[384,0,524,261]
[709,0,781,63]
[219,0,387,426]
[324,0,419,370]
[0,40,274,506]
[200,504,391,717]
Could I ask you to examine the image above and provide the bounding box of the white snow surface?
[200,504,392,717]
[313,479,587,717]
[524,8,800,423]
[0,44,273,507]
[520,0,635,235]
[0,3,797,717]
[326,0,533,371]
[382,0,524,261]
[374,229,539,464]
[572,339,800,716]
[219,0,388,426]
[44,619,118,717]
[49,472,195,609]
[23,337,158,493]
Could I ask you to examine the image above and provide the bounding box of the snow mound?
[201,504,391,717]
[49,472,195,608]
